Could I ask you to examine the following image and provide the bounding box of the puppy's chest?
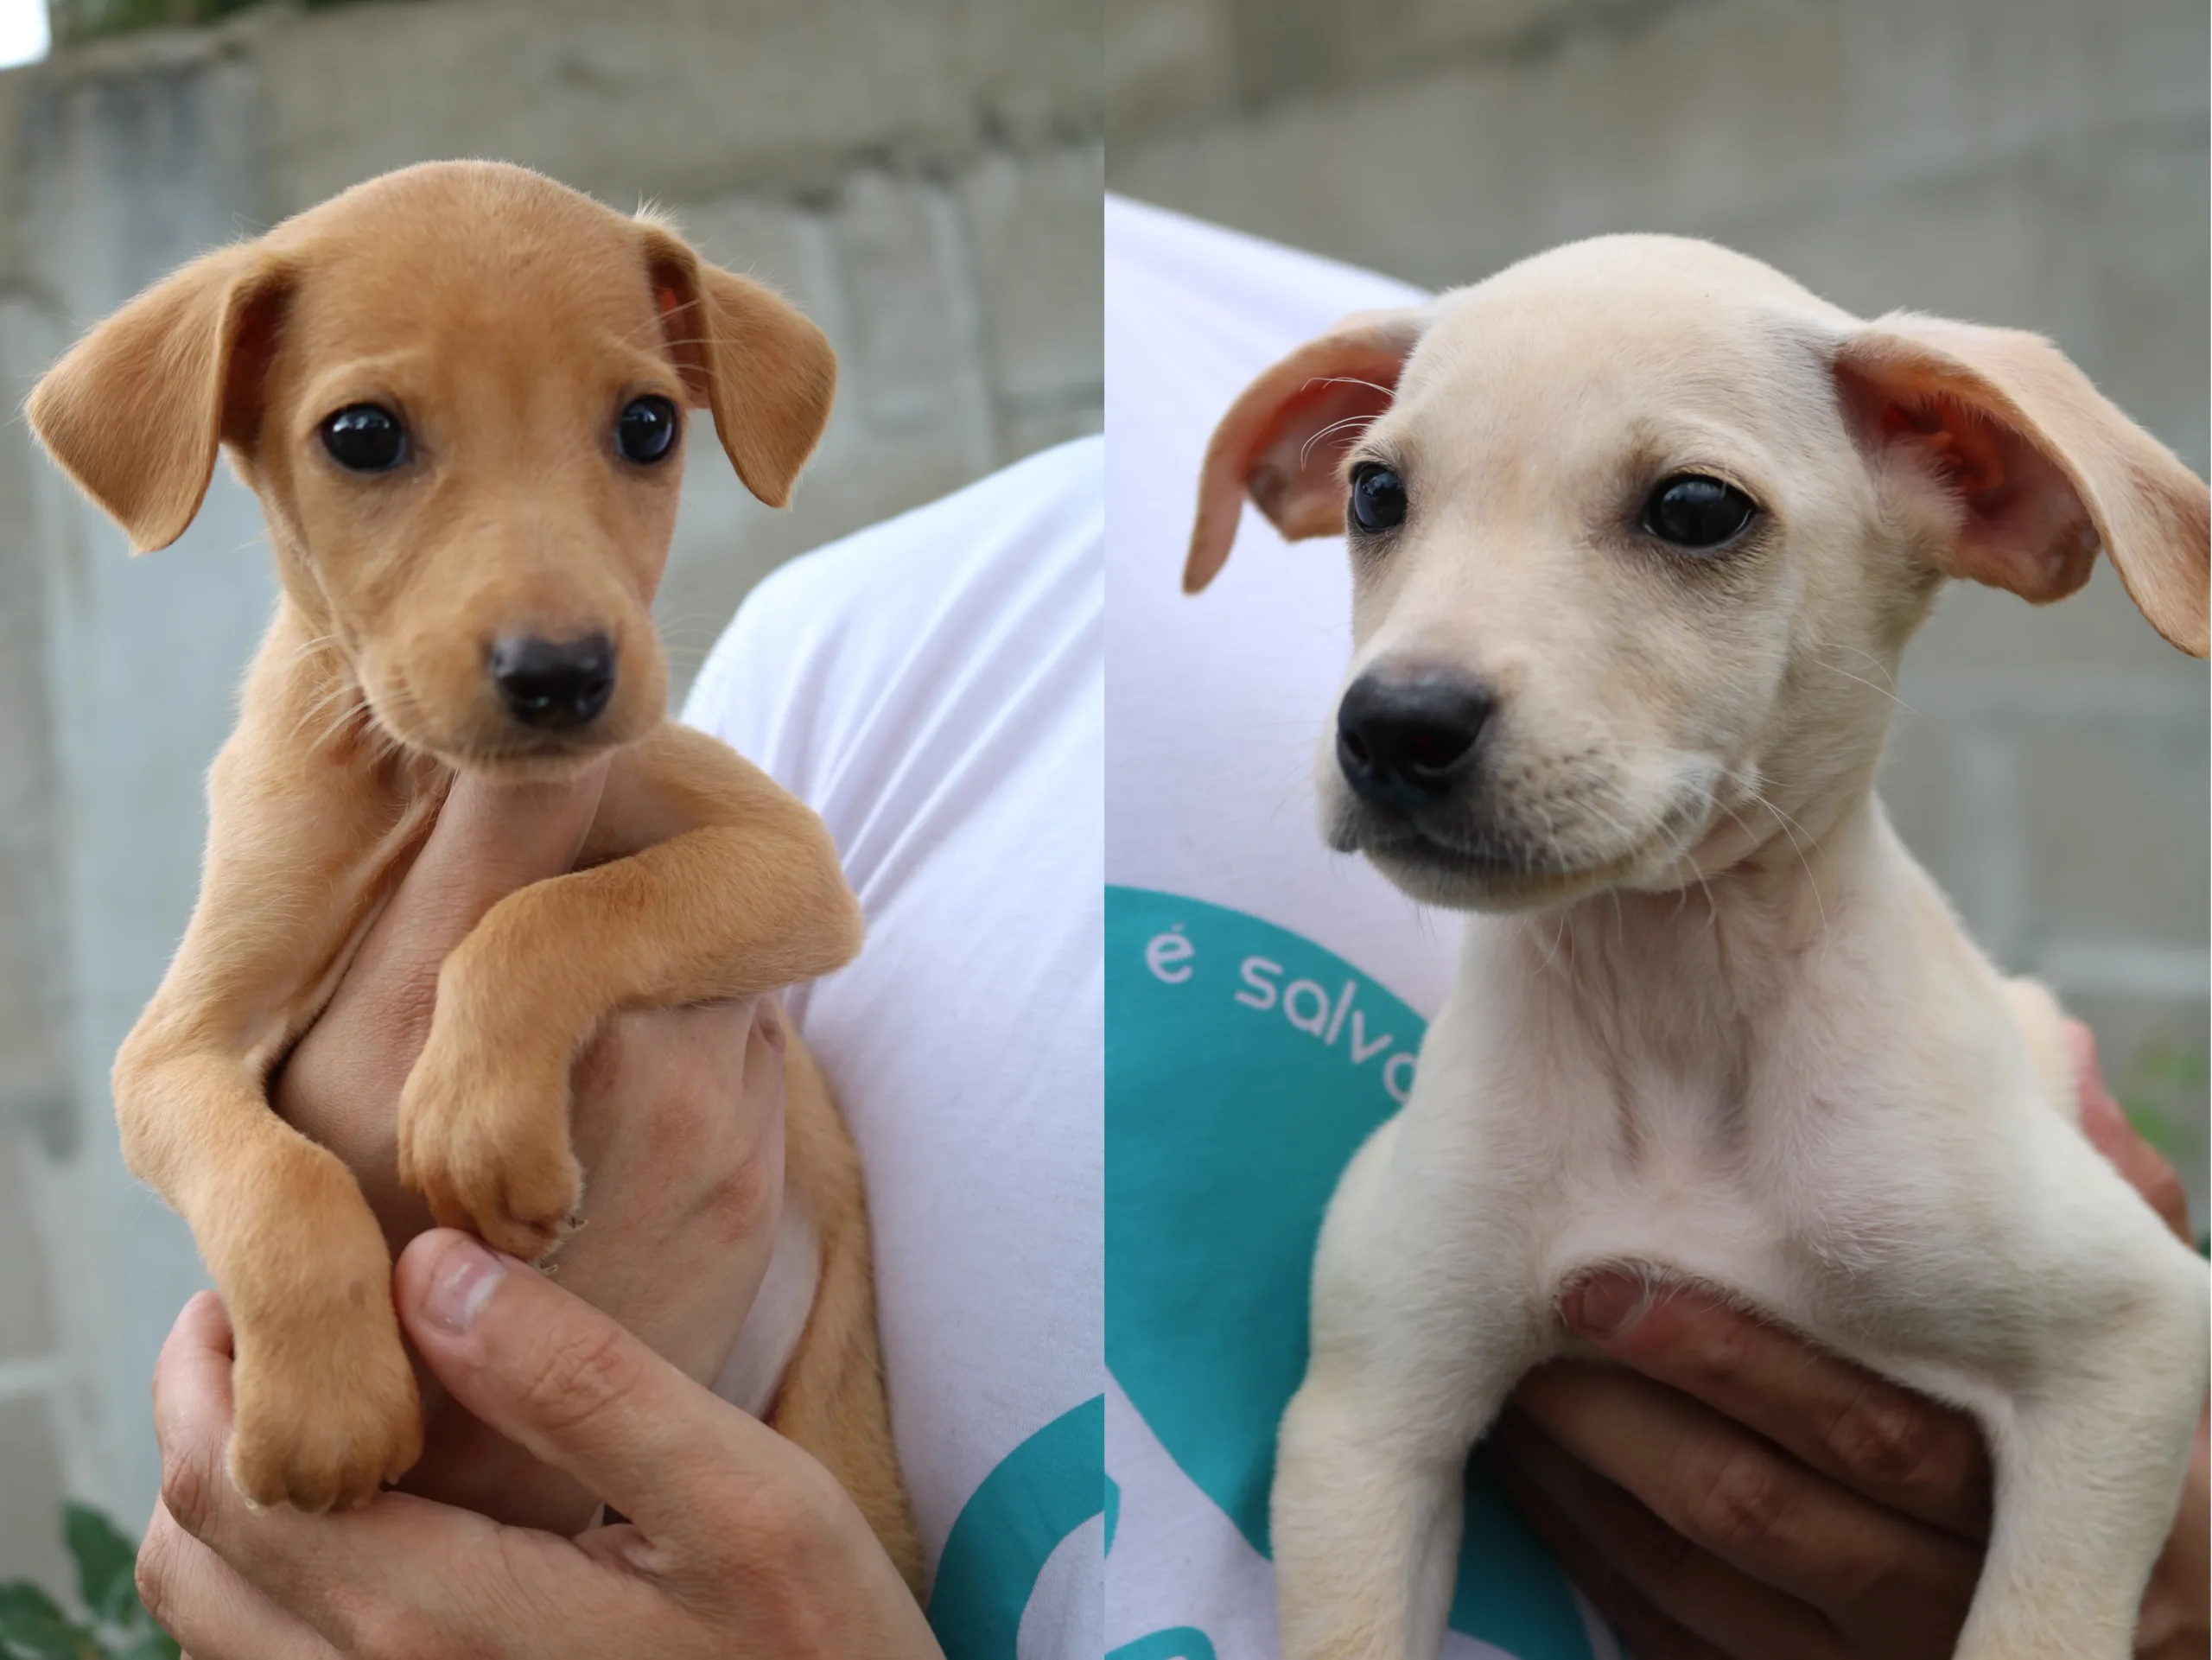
[1538,1046,1799,1252]
[265,755,675,1035]
[1485,1027,2084,1387]
[1496,1005,1950,1314]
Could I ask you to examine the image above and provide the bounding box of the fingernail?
[1565,1272,1646,1339]
[424,1236,505,1335]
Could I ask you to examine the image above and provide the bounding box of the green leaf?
[0,1636,98,1660]
[0,1581,67,1627]
[111,1630,181,1660]
[61,1505,139,1629]
[0,1580,95,1659]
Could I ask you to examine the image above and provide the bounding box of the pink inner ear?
[654,283,712,409]
[1881,398,2006,498]
[1185,306,1431,593]
[1185,359,1404,593]
[1843,318,2207,653]
[1854,375,2095,604]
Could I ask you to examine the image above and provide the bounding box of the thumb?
[394,1229,780,1536]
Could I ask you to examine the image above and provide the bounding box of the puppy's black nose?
[489,633,616,730]
[1337,671,1494,811]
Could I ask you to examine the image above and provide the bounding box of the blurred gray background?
[1111,2,2209,1210]
[0,0,1099,1598]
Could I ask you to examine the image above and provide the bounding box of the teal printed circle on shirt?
[929,1396,1105,1659]
[1109,1631,1218,1660]
[1106,884,1592,1660]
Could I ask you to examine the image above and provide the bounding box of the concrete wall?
[1110,0,2210,1205]
[0,0,1099,1591]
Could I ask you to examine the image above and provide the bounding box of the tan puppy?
[1190,236,2209,1657]
[28,161,921,1591]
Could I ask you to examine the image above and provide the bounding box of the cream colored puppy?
[1186,234,2210,1660]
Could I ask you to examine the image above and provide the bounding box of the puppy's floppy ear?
[27,243,287,554]
[1836,315,2209,657]
[1185,305,1432,595]
[639,222,836,511]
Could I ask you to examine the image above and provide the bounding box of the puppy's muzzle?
[1336,670,1495,813]
[489,633,616,731]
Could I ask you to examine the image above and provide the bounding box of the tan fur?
[26,161,918,1568]
[771,1038,925,1597]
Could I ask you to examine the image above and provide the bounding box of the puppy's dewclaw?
[1194,233,2210,1659]
[29,162,915,1568]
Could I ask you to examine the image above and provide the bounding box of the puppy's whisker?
[289,676,368,754]
[1306,375,1395,399]
[281,633,345,671]
[1815,656,1918,716]
[1298,412,1381,468]
[613,293,709,349]
[1826,640,1903,690]
[1738,784,1828,939]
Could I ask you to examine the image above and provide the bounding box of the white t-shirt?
[684,436,1104,1659]
[1103,196,1622,1660]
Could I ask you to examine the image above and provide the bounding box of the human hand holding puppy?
[270,761,783,1536]
[1491,1023,2209,1659]
[136,1235,942,1660]
[131,760,938,1653]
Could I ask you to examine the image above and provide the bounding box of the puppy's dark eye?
[319,404,406,473]
[1349,463,1408,532]
[1643,474,1757,550]
[617,396,679,464]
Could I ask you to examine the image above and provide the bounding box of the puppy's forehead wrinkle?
[296,351,432,422]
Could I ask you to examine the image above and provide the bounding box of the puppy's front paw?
[227,1311,421,1512]
[396,1027,580,1262]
